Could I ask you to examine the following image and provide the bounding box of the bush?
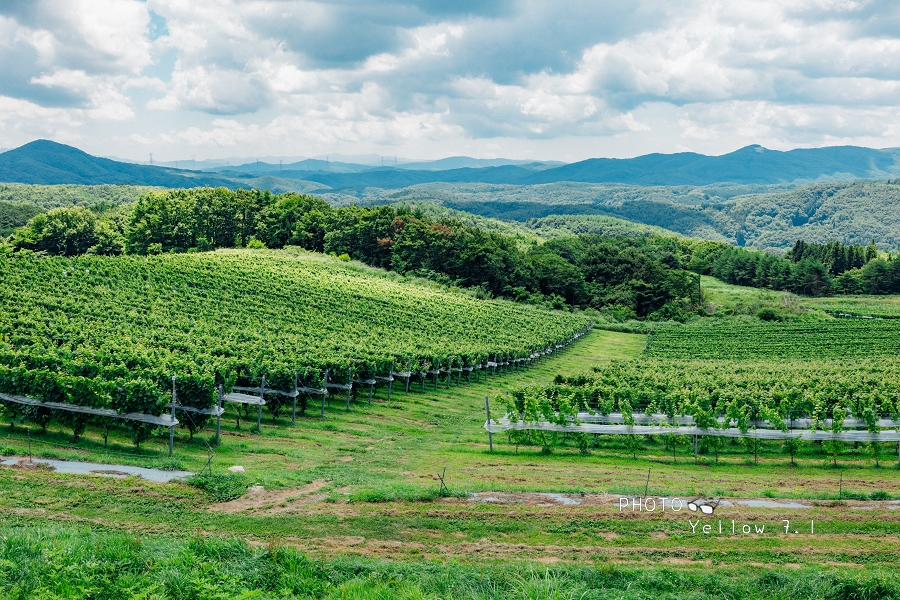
[187,472,248,502]
[757,308,781,321]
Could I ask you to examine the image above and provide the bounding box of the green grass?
[4,523,900,599]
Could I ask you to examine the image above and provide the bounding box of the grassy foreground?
[3,523,900,599]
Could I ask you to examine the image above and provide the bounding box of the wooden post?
[405,361,410,393]
[215,384,222,445]
[169,375,176,457]
[292,372,298,426]
[346,368,352,410]
[257,375,264,432]
[322,370,328,417]
[387,363,393,401]
[485,396,493,452]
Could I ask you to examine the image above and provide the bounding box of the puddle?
[1,458,193,482]
[734,500,811,509]
[537,493,581,506]
[468,492,584,505]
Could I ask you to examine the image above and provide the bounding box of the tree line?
[3,188,898,318]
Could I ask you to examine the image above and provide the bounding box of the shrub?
[187,472,248,502]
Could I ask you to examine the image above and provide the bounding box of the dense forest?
[3,188,899,320]
[338,179,900,252]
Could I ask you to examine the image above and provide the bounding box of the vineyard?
[645,318,900,359]
[493,315,900,457]
[0,248,589,441]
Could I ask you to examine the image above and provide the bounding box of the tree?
[11,207,100,256]
[782,435,804,466]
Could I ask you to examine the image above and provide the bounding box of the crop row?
[0,250,590,419]
[645,319,900,359]
[514,359,900,434]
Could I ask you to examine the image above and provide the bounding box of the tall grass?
[1,524,899,599]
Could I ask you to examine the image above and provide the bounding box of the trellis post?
[321,370,328,417]
[215,384,223,445]
[405,361,411,393]
[387,363,393,401]
[485,395,493,452]
[292,372,298,426]
[346,367,353,410]
[169,375,176,457]
[257,374,264,432]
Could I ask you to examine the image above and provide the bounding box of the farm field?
[645,318,900,359]
[3,262,900,597]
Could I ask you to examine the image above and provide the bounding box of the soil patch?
[211,479,328,514]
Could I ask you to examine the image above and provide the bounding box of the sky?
[2,0,900,163]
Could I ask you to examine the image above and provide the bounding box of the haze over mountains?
[2,140,900,190]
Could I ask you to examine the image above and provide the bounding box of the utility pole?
[149,152,153,165]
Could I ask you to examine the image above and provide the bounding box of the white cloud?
[4,0,900,159]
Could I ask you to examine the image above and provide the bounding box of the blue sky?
[2,0,900,162]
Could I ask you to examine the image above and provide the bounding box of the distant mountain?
[394,157,563,171]
[531,145,900,186]
[266,145,900,189]
[0,140,242,187]
[4,140,900,192]
[211,158,374,174]
[208,155,562,174]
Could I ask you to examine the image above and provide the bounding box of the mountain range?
[2,140,900,189]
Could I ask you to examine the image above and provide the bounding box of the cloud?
[5,0,900,158]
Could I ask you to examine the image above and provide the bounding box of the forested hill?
[343,180,900,252]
